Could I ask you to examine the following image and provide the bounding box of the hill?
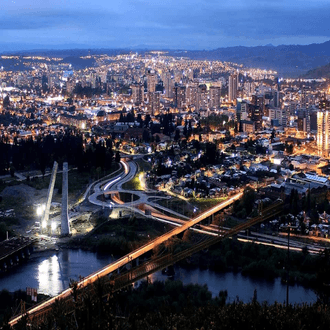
[303,62,330,79]
[2,40,330,77]
[167,40,330,77]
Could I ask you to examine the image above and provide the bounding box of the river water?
[0,249,317,305]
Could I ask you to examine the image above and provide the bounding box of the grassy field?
[155,197,193,217]
[221,216,241,228]
[68,215,172,255]
[26,163,120,196]
[122,159,152,191]
[189,197,227,213]
[122,175,143,190]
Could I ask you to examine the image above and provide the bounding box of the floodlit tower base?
[43,161,58,235]
[61,162,70,236]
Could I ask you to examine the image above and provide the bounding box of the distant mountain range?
[2,40,330,77]
[165,41,330,77]
[302,63,330,79]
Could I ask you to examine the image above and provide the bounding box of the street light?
[36,204,46,233]
[51,221,56,233]
[36,204,45,217]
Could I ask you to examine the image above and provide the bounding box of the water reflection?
[151,266,318,305]
[0,249,318,304]
[38,255,62,296]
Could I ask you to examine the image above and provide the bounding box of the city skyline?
[1,0,330,51]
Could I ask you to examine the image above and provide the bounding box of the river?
[0,249,317,305]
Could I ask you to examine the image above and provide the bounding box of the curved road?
[88,160,189,220]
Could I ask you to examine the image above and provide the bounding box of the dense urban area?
[1,51,330,329]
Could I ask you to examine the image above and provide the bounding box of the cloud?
[0,0,329,49]
[0,9,115,30]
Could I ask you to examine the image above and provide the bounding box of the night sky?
[1,0,330,51]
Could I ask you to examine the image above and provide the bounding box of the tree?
[174,129,180,141]
[144,114,151,127]
[115,151,121,163]
[9,165,15,178]
[315,249,330,304]
[142,129,149,142]
[3,95,10,108]
[271,128,276,140]
[310,208,319,224]
[96,167,102,180]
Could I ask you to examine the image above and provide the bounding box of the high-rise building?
[173,85,186,109]
[240,101,249,120]
[252,106,263,131]
[173,70,183,84]
[297,108,310,134]
[147,70,157,93]
[244,82,256,97]
[273,90,280,108]
[186,84,198,108]
[269,108,287,127]
[252,95,266,116]
[228,74,238,102]
[317,98,330,156]
[197,84,208,110]
[148,91,161,115]
[163,72,174,98]
[66,79,75,94]
[209,86,221,109]
[131,83,144,105]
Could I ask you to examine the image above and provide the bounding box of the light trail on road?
[103,161,129,191]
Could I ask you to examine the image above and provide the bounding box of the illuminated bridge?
[9,196,283,327]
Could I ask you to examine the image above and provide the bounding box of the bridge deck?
[0,237,35,262]
[9,195,284,327]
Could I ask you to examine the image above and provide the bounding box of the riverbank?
[3,279,325,330]
[55,210,327,295]
[65,215,172,255]
[62,232,323,296]
[173,236,322,290]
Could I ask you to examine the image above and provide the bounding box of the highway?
[88,160,190,220]
[87,160,133,206]
[9,190,242,327]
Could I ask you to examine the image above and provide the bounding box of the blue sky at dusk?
[1,0,330,51]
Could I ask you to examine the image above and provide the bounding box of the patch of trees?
[2,95,10,108]
[200,142,219,165]
[200,113,235,131]
[7,279,330,329]
[233,187,256,218]
[179,237,321,289]
[73,83,104,98]
[0,130,114,175]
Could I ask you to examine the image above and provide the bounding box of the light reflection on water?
[0,249,115,296]
[38,255,62,296]
[0,249,318,304]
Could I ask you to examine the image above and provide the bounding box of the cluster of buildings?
[0,52,329,160]
[1,52,330,241]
